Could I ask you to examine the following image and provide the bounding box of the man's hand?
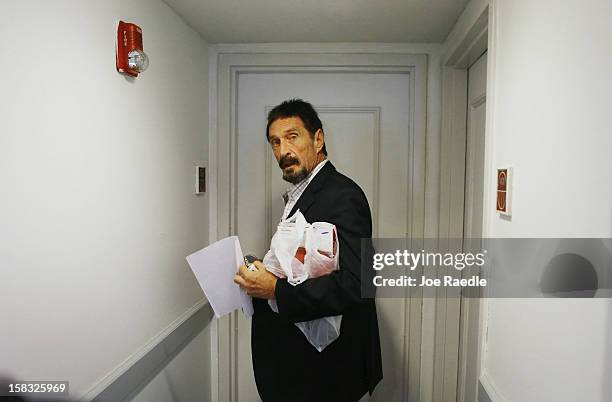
[233,261,278,299]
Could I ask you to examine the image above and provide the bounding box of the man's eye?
[271,140,280,147]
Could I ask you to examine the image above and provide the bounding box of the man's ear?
[314,129,325,153]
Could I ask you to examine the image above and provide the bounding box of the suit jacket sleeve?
[273,186,374,323]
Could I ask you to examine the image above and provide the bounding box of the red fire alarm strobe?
[496,167,512,216]
[116,21,149,77]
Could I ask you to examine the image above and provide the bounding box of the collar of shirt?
[281,159,328,219]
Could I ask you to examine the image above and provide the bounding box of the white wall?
[0,0,210,398]
[449,0,612,401]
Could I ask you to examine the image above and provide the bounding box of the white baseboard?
[479,372,507,402]
[80,299,210,401]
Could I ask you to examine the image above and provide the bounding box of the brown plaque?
[497,169,507,191]
[496,190,507,213]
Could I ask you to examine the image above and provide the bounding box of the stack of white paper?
[186,236,253,318]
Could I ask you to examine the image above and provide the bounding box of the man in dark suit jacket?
[234,99,382,402]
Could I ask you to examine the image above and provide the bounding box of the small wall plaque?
[496,167,512,216]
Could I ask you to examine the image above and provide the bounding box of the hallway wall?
[0,0,210,398]
[450,0,612,401]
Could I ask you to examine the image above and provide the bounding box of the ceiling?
[163,0,469,43]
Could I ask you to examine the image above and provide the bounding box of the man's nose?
[279,140,292,158]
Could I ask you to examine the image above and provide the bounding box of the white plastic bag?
[265,211,309,284]
[264,211,342,351]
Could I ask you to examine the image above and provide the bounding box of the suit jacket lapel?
[288,161,336,218]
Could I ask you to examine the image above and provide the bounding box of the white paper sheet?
[186,236,253,318]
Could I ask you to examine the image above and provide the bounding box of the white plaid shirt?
[281,159,329,221]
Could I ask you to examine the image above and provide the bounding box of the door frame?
[438,1,500,401]
[207,44,435,402]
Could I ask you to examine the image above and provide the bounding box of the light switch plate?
[195,166,206,195]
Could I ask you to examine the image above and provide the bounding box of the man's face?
[267,116,324,184]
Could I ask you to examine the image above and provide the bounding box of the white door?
[230,70,422,401]
[457,51,487,402]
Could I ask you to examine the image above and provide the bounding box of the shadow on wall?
[539,240,612,298]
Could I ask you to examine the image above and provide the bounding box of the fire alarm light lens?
[128,49,149,73]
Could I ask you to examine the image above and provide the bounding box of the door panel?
[235,71,414,401]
